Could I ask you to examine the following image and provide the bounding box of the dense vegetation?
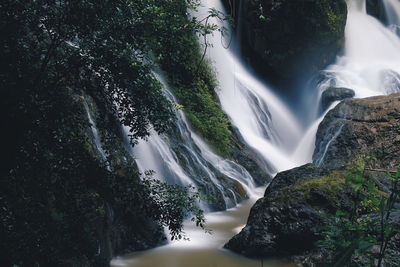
[147,1,233,155]
[316,158,400,266]
[0,0,228,265]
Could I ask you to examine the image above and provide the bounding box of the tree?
[0,0,216,265]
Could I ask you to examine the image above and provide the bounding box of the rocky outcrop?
[320,87,355,110]
[314,94,400,169]
[237,0,347,86]
[230,126,273,186]
[225,164,352,257]
[366,0,388,23]
[225,93,400,265]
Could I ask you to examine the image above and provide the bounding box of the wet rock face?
[238,0,347,85]
[225,94,400,263]
[320,87,355,110]
[314,93,400,169]
[165,120,271,211]
[225,164,354,257]
[366,0,388,23]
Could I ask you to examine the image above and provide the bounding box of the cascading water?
[112,0,400,266]
[84,100,111,171]
[196,0,318,173]
[383,0,400,26]
[124,71,256,210]
[318,0,400,99]
[313,0,400,165]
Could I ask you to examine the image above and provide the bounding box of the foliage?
[0,83,206,266]
[292,172,347,206]
[142,171,207,241]
[147,0,234,156]
[316,158,400,266]
[0,0,223,265]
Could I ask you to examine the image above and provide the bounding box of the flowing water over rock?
[124,72,257,210]
[113,0,400,265]
[383,0,400,26]
[314,0,400,165]
[318,0,400,99]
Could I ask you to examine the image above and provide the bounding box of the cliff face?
[225,94,400,265]
[236,0,347,86]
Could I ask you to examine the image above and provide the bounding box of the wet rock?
[225,165,354,257]
[366,0,388,23]
[225,94,400,265]
[320,87,355,110]
[237,0,347,85]
[230,125,273,186]
[314,93,400,169]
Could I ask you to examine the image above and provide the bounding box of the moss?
[270,171,349,210]
[326,7,342,34]
[175,79,232,156]
[306,165,319,170]
[150,2,233,156]
[292,171,347,203]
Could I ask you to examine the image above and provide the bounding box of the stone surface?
[320,87,355,110]
[237,0,347,85]
[366,0,388,23]
[225,93,400,265]
[314,93,400,169]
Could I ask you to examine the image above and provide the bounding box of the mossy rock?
[238,0,347,86]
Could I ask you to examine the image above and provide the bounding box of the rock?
[320,87,355,110]
[314,93,400,169]
[225,94,400,265]
[366,0,388,23]
[225,165,354,257]
[237,0,347,86]
[230,125,273,186]
[166,119,271,211]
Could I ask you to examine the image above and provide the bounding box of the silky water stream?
[111,0,400,266]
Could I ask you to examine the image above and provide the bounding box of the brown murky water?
[111,187,296,267]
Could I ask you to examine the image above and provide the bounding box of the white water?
[125,72,256,209]
[84,100,110,170]
[383,0,400,26]
[113,0,400,266]
[320,0,400,99]
[197,0,319,173]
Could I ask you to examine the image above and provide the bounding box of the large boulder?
[225,164,353,257]
[314,93,400,169]
[238,0,347,85]
[225,93,400,265]
[320,87,355,110]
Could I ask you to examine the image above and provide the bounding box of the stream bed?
[111,187,295,267]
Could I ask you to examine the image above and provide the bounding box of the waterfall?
[124,71,256,210]
[383,0,400,26]
[197,1,316,173]
[318,0,400,99]
[311,0,400,165]
[84,100,111,170]
[112,1,400,265]
[125,0,400,209]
